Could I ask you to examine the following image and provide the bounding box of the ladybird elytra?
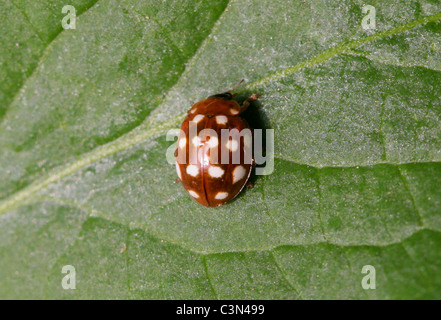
[175,82,259,207]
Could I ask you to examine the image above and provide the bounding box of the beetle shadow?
[230,91,271,202]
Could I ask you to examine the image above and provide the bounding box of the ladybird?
[175,81,259,207]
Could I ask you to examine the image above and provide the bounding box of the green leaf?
[1,0,441,299]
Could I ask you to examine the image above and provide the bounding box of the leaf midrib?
[1,11,440,215]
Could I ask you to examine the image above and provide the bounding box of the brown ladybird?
[175,81,259,207]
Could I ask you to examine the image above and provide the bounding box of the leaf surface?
[1,0,440,299]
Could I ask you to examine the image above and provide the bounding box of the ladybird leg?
[175,177,181,183]
[240,93,259,113]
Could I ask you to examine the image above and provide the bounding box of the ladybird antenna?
[228,79,245,93]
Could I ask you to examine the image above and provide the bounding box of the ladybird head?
[189,93,241,116]
[207,92,233,100]
[188,80,247,116]
[206,79,244,101]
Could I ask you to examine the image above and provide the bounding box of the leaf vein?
[270,251,304,299]
[202,256,219,300]
[1,11,440,216]
[17,195,439,255]
[244,12,441,90]
[1,0,100,123]
[397,166,425,227]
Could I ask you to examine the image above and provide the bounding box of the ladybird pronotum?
[175,82,259,207]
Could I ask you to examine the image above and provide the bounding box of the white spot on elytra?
[188,190,199,198]
[176,162,182,179]
[179,136,187,149]
[192,114,204,123]
[186,165,199,177]
[226,139,239,152]
[230,108,239,115]
[190,108,197,114]
[207,136,218,148]
[192,136,201,147]
[216,115,228,124]
[232,165,246,184]
[215,192,229,200]
[208,166,225,178]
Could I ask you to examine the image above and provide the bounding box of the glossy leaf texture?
[0,0,441,299]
